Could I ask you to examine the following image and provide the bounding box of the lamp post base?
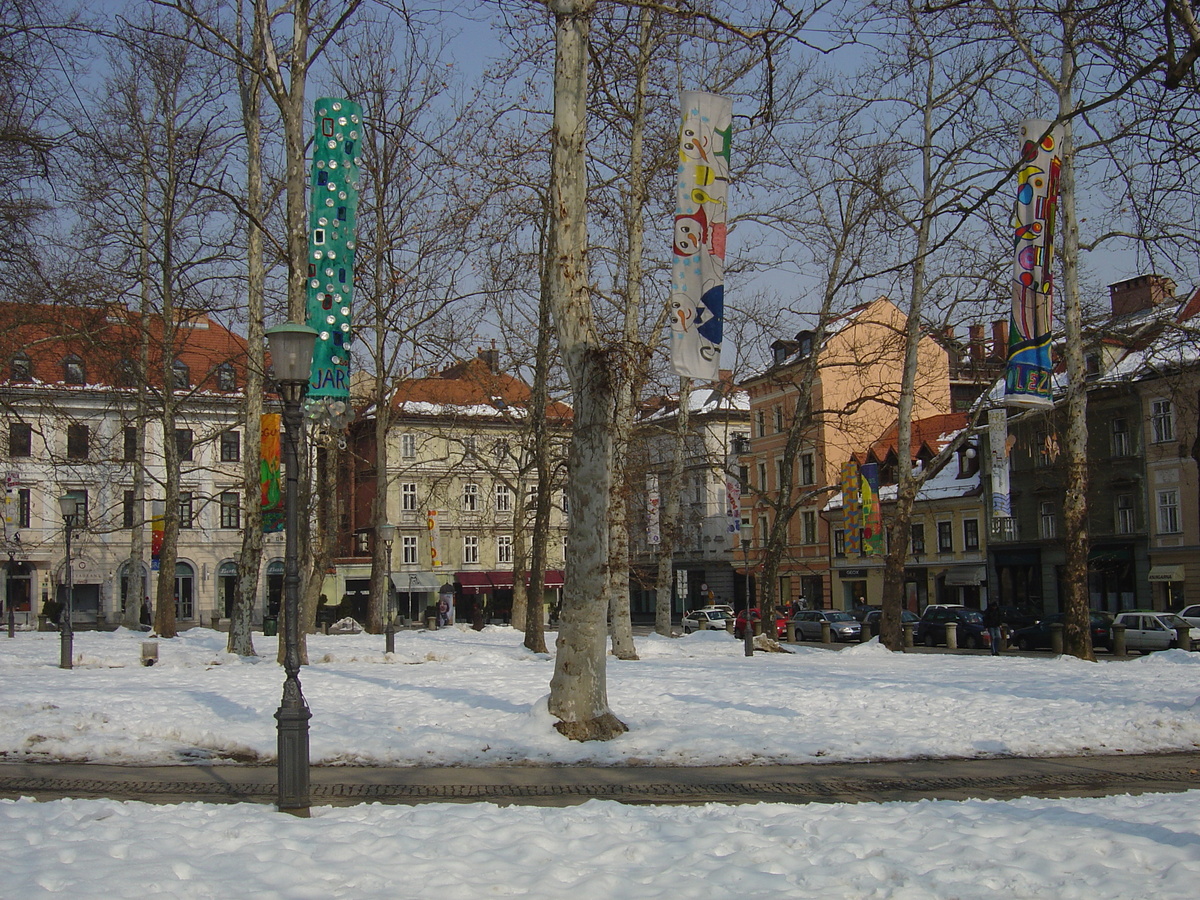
[60,631,73,670]
[275,701,311,814]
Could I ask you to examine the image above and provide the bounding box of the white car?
[682,609,733,634]
[1113,612,1200,653]
[1177,605,1200,629]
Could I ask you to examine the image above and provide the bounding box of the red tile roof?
[390,356,572,422]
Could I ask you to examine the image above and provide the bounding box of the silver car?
[1114,612,1200,652]
[682,608,734,634]
[791,609,862,642]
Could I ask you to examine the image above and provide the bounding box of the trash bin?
[263,616,278,636]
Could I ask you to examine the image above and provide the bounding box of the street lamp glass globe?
[58,495,77,520]
[378,522,397,545]
[265,323,319,384]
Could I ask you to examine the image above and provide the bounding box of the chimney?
[478,341,500,373]
[1109,274,1177,317]
[968,324,985,364]
[991,320,1008,360]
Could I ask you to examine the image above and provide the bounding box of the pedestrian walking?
[984,604,1003,655]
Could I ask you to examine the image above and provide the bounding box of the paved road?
[2,752,1197,808]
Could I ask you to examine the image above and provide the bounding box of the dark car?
[734,608,786,639]
[852,605,882,623]
[862,609,920,635]
[991,605,1040,631]
[1009,611,1115,652]
[914,605,991,650]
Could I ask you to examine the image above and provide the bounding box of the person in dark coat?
[983,604,1004,655]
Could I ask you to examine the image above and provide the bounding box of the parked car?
[1113,611,1200,653]
[1176,605,1200,629]
[861,609,920,634]
[852,605,881,623]
[914,605,991,650]
[1009,611,1114,652]
[681,608,734,634]
[790,609,862,642]
[734,608,786,639]
[991,605,1041,631]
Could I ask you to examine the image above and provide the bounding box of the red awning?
[456,571,565,592]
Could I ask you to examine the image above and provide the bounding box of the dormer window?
[63,355,85,385]
[117,357,137,387]
[171,359,190,389]
[10,352,30,381]
[1085,353,1100,378]
[216,362,237,391]
[773,345,789,366]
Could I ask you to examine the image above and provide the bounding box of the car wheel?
[683,627,692,634]
[965,635,979,650]
[924,631,937,648]
[1018,637,1033,652]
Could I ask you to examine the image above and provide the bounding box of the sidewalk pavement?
[2,752,1197,808]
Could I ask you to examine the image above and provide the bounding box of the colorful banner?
[988,407,1012,520]
[646,475,661,545]
[1005,119,1062,408]
[841,462,862,556]
[427,510,443,568]
[150,499,164,571]
[305,98,361,419]
[669,91,732,382]
[260,413,284,533]
[725,474,741,534]
[860,463,883,556]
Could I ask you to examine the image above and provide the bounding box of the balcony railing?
[991,517,1018,542]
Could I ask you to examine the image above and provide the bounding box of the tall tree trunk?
[545,0,626,741]
[655,378,690,635]
[1056,19,1094,661]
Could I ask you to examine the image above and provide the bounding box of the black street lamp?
[57,495,78,669]
[378,522,396,653]
[265,322,318,816]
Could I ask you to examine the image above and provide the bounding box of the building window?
[63,355,85,385]
[10,352,30,381]
[179,492,194,529]
[171,359,189,389]
[216,363,237,391]
[401,482,418,511]
[774,406,785,432]
[8,422,31,457]
[757,462,768,490]
[801,510,817,544]
[800,452,815,485]
[776,458,788,489]
[562,489,570,514]
[462,482,479,511]
[755,409,766,438]
[175,429,194,462]
[1035,430,1057,467]
[463,435,477,456]
[1157,489,1181,534]
[937,521,953,553]
[1152,399,1175,443]
[66,423,89,460]
[123,490,137,528]
[462,535,479,565]
[220,431,241,462]
[833,529,846,558]
[401,433,416,459]
[1116,493,1135,534]
[220,491,240,529]
[493,439,509,462]
[117,357,137,387]
[1039,501,1056,539]
[911,523,925,555]
[1110,417,1130,457]
[497,535,513,564]
[123,426,138,463]
[17,488,30,527]
[495,484,512,512]
[402,535,418,564]
[963,518,980,552]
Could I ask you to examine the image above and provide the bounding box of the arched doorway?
[175,562,195,621]
[265,560,283,618]
[218,561,238,618]
[4,560,32,614]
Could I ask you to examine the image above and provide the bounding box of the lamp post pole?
[379,523,396,654]
[408,574,418,625]
[266,323,318,816]
[58,497,76,670]
[6,550,15,639]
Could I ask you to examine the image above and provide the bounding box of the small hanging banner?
[260,413,284,533]
[646,475,661,545]
[841,462,862,556]
[1005,119,1062,408]
[669,91,732,382]
[427,510,443,568]
[860,463,883,556]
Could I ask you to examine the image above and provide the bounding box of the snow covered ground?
[2,625,1199,898]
